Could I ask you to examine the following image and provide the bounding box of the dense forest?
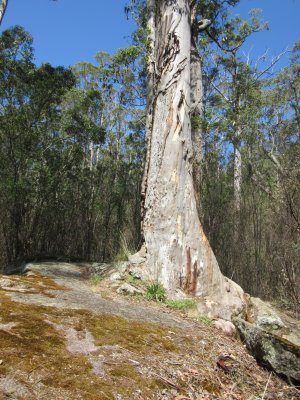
[0,1,299,312]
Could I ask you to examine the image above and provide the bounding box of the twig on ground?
[261,372,272,400]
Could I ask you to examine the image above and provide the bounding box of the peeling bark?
[140,0,156,238]
[142,0,245,320]
[190,3,204,217]
[234,131,242,213]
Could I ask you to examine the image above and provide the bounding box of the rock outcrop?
[233,297,300,385]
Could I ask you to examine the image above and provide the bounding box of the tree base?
[128,247,247,321]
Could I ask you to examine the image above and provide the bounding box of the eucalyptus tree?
[127,0,240,216]
[189,0,240,214]
[140,0,244,319]
[256,42,300,309]
[205,10,267,213]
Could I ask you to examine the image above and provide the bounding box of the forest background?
[0,0,299,312]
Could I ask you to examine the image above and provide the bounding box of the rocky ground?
[0,261,299,400]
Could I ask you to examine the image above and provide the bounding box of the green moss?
[0,280,178,399]
[1,273,66,296]
[86,313,178,353]
[0,273,292,399]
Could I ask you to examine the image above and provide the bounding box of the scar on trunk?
[190,261,198,295]
[185,248,198,295]
[185,247,191,292]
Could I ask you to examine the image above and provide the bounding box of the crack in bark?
[184,248,197,294]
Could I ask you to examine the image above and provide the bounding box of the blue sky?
[1,0,299,68]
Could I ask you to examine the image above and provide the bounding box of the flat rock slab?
[10,262,192,330]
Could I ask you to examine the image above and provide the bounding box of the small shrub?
[198,315,212,325]
[114,233,133,262]
[125,274,140,286]
[166,299,197,311]
[146,283,167,303]
[90,274,103,286]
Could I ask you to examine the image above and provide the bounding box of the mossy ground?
[0,270,298,399]
[0,285,165,399]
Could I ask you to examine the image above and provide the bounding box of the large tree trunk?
[141,0,245,320]
[0,0,8,25]
[190,7,203,217]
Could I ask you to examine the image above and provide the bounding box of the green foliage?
[113,46,141,66]
[191,115,202,131]
[201,31,300,312]
[146,283,167,303]
[0,26,144,270]
[198,315,213,326]
[166,299,197,311]
[114,234,133,262]
[89,274,103,286]
[125,274,140,286]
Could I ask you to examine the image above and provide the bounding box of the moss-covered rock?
[233,297,300,384]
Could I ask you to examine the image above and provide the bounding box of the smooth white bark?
[190,5,203,216]
[234,137,242,212]
[142,0,245,320]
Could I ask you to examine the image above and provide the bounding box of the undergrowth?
[145,283,197,311]
[166,298,197,311]
[114,233,134,262]
[89,274,103,286]
[146,283,167,303]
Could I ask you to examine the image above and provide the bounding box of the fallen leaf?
[217,355,239,372]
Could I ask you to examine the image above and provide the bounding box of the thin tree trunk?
[0,0,8,25]
[142,0,244,320]
[234,132,242,212]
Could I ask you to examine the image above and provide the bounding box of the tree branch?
[254,48,289,81]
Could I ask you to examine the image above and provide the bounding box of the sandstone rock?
[109,272,123,282]
[91,262,112,274]
[213,319,237,337]
[25,271,37,277]
[128,252,146,265]
[0,279,14,288]
[233,297,300,384]
[138,244,147,258]
[128,268,142,280]
[128,254,146,265]
[116,283,144,295]
[113,261,130,274]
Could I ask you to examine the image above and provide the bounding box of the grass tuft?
[145,283,167,303]
[166,298,197,311]
[114,233,133,262]
[89,274,103,286]
[198,315,213,325]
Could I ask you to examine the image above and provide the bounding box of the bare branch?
[263,148,283,173]
[255,48,289,81]
[211,82,231,103]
